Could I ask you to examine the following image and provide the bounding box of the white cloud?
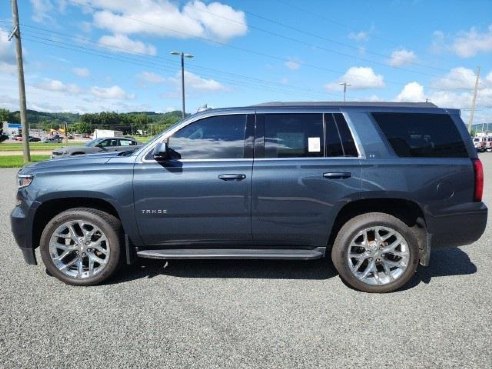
[487,71,492,84]
[395,78,492,111]
[388,49,416,67]
[90,85,134,99]
[452,25,492,58]
[431,30,446,54]
[285,59,301,70]
[396,82,425,102]
[431,67,477,90]
[183,71,226,92]
[30,0,54,23]
[0,28,16,67]
[325,67,385,90]
[98,34,156,55]
[433,25,492,58]
[73,0,247,43]
[348,31,369,42]
[183,1,248,41]
[138,71,166,84]
[428,90,473,109]
[36,79,82,94]
[73,67,91,78]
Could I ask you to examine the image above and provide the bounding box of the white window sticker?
[308,137,321,152]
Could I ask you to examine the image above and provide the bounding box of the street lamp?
[339,82,351,102]
[171,51,194,118]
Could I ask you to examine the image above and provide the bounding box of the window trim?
[140,110,363,163]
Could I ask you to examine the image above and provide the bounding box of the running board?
[136,247,326,261]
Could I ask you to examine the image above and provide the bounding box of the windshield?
[85,138,104,147]
[136,117,189,153]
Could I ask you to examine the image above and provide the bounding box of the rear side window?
[263,114,324,158]
[372,113,468,158]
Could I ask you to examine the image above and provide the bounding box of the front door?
[133,114,253,246]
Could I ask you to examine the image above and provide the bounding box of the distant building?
[2,122,21,136]
[473,122,492,132]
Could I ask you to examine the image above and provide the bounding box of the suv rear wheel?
[40,208,122,286]
[332,212,419,293]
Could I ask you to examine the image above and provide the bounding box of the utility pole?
[339,82,351,102]
[467,66,481,134]
[10,0,30,162]
[171,51,193,119]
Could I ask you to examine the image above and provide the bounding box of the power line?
[21,32,333,100]
[21,22,414,89]
[159,0,452,77]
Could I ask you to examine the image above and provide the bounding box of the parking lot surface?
[1,155,491,369]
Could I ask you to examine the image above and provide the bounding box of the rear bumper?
[426,202,488,248]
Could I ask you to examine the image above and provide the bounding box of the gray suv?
[11,102,487,292]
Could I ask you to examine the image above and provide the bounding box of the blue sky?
[0,0,491,124]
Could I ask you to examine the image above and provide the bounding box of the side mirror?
[153,142,169,160]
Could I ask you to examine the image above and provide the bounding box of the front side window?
[168,114,247,159]
[263,113,324,158]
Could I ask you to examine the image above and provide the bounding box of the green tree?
[0,108,10,122]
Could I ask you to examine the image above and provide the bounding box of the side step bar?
[137,247,326,261]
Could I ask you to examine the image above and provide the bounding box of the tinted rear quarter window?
[372,113,468,158]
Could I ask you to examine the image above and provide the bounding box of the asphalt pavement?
[0,155,491,369]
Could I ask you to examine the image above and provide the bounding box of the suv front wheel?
[40,208,122,286]
[332,212,419,293]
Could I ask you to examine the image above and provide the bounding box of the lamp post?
[171,51,193,118]
[339,82,351,102]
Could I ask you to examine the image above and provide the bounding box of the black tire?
[40,208,122,286]
[331,212,419,293]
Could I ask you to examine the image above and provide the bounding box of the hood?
[19,151,130,175]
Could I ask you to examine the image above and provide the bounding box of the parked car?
[51,137,141,158]
[473,137,486,152]
[43,135,63,143]
[11,102,487,292]
[12,135,40,142]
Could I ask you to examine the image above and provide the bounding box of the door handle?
[323,172,351,179]
[218,174,247,181]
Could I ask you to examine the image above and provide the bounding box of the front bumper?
[10,202,39,265]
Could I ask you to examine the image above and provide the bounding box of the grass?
[0,136,152,151]
[0,142,81,151]
[0,155,50,168]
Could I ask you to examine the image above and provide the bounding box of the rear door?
[251,112,361,246]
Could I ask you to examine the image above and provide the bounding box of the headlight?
[18,174,33,188]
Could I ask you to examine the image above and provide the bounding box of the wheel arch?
[32,197,120,252]
[328,198,429,265]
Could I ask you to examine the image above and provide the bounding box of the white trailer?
[92,129,123,139]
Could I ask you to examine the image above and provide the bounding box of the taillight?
[472,158,484,202]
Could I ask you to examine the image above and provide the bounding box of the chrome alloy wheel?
[347,226,410,286]
[48,220,111,279]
